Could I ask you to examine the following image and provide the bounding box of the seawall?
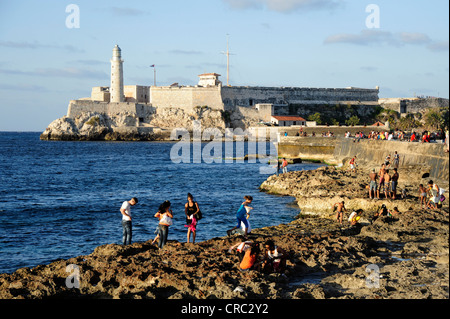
[278,137,449,182]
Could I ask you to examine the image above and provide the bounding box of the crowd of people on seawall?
[287,127,449,151]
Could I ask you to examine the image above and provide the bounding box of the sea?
[0,132,324,274]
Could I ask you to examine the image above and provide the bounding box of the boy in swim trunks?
[332,201,347,225]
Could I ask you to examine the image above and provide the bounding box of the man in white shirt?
[120,197,138,245]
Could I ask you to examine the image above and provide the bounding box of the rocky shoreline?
[0,161,448,299]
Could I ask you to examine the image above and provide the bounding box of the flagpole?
[150,65,156,86]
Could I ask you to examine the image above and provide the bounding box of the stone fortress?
[41,45,445,141]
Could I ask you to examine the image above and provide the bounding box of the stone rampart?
[150,86,224,110]
[221,86,379,109]
[67,100,154,119]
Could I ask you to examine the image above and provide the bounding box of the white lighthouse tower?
[110,45,124,103]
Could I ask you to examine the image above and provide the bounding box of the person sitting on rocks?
[389,207,400,216]
[228,239,255,262]
[372,204,389,222]
[261,240,287,274]
[239,245,261,272]
[348,209,363,226]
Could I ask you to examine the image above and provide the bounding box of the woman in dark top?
[185,193,200,243]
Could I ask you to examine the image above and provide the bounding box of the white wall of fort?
[150,86,224,110]
[67,100,154,119]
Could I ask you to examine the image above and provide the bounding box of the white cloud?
[0,41,85,53]
[324,30,447,52]
[427,41,449,52]
[324,30,395,46]
[0,67,108,79]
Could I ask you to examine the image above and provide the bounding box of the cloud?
[324,30,448,52]
[0,83,48,92]
[398,32,432,45]
[324,30,396,46]
[70,59,109,66]
[0,67,108,79]
[0,41,85,53]
[169,50,204,55]
[360,66,378,72]
[223,0,342,12]
[427,41,449,52]
[109,6,148,16]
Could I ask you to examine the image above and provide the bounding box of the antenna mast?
[221,34,234,86]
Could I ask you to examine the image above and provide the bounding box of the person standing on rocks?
[227,196,253,238]
[282,158,288,174]
[377,164,386,199]
[348,156,357,172]
[155,200,173,249]
[426,180,440,210]
[332,201,347,225]
[185,193,200,243]
[391,168,399,199]
[384,169,392,199]
[419,184,427,209]
[393,151,400,169]
[369,169,378,199]
[120,197,138,245]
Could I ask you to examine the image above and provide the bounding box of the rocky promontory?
[39,106,265,141]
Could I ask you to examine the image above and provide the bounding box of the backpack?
[195,210,203,221]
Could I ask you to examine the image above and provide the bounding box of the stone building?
[271,116,307,127]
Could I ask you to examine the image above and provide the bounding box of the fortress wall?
[150,87,194,109]
[221,86,379,109]
[191,86,224,110]
[150,86,224,110]
[379,97,449,114]
[67,100,154,119]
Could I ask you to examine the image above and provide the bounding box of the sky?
[0,0,448,131]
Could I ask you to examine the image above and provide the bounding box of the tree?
[345,115,360,126]
[424,108,444,130]
[308,112,322,125]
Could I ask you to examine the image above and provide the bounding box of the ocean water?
[0,132,324,274]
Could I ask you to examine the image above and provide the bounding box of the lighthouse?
[110,45,124,103]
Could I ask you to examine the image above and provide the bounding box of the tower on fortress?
[110,45,124,103]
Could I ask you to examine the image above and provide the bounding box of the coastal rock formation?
[0,205,447,299]
[260,164,445,215]
[40,112,156,141]
[40,107,227,141]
